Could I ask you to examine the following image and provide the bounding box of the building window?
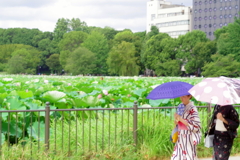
[209,32,212,36]
[220,0,223,2]
[151,14,155,20]
[209,16,212,20]
[224,23,227,26]
[236,5,239,9]
[214,7,217,11]
[194,17,198,21]
[204,8,208,12]
[209,8,212,12]
[195,9,198,13]
[229,14,232,18]
[229,6,232,10]
[235,13,239,17]
[199,25,202,28]
[214,0,217,3]
[225,6,228,10]
[209,0,212,3]
[195,2,198,5]
[199,17,202,20]
[224,14,228,18]
[213,23,217,28]
[204,24,208,28]
[205,0,208,4]
[209,24,212,28]
[204,16,208,20]
[220,7,223,11]
[220,23,223,27]
[220,15,223,19]
[194,25,198,29]
[199,1,202,5]
[213,15,217,19]
[199,9,202,13]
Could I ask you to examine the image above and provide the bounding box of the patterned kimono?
[208,105,239,160]
[171,102,202,160]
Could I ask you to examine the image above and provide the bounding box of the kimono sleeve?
[225,107,239,131]
[185,107,201,132]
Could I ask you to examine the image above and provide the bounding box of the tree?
[140,26,160,69]
[185,41,217,76]
[7,55,26,74]
[65,47,96,75]
[81,31,109,75]
[112,30,144,73]
[216,18,240,61]
[154,38,181,76]
[53,18,89,42]
[201,54,240,77]
[155,60,181,76]
[214,26,228,41]
[176,30,209,75]
[69,18,88,32]
[176,30,209,62]
[7,47,41,74]
[142,33,170,70]
[59,31,88,68]
[46,54,62,74]
[53,18,69,42]
[107,41,139,76]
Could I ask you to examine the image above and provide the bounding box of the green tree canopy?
[202,54,240,77]
[81,31,109,74]
[185,41,217,76]
[142,33,170,70]
[59,31,88,68]
[107,41,139,76]
[176,30,209,62]
[46,54,62,74]
[7,47,41,74]
[216,18,240,61]
[65,47,96,75]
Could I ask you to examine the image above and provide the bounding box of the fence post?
[133,101,138,151]
[207,103,211,125]
[45,102,50,151]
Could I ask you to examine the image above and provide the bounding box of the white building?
[147,0,192,38]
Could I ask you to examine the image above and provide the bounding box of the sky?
[0,0,192,33]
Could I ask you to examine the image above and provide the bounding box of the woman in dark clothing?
[207,105,239,160]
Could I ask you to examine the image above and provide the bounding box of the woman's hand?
[174,113,189,126]
[217,112,228,124]
[174,113,181,122]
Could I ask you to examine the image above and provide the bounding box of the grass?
[0,109,239,159]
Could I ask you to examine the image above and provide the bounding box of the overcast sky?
[0,0,192,33]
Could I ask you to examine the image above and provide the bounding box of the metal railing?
[0,102,239,156]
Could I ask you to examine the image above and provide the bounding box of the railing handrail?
[0,105,239,113]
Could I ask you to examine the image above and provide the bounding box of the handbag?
[204,134,214,148]
[204,104,216,148]
[170,126,178,143]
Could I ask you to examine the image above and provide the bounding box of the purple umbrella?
[146,81,193,100]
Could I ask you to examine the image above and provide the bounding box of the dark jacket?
[207,105,239,139]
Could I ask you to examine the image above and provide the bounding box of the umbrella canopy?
[188,76,240,105]
[147,81,194,100]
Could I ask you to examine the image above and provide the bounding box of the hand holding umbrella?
[175,113,188,130]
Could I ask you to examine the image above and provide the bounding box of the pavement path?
[199,156,240,160]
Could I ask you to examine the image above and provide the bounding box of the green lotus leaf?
[17,91,34,99]
[42,91,66,103]
[27,121,45,142]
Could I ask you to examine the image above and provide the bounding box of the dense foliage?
[1,17,240,77]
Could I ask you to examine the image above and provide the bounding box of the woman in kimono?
[171,95,202,160]
[207,105,239,160]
